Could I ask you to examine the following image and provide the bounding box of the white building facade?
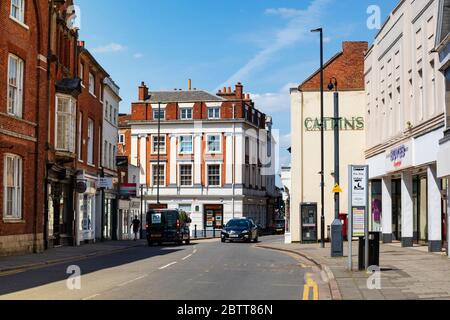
[365,0,447,251]
[95,77,121,240]
[436,0,450,255]
[124,83,277,235]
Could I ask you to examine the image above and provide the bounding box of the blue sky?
[76,0,398,170]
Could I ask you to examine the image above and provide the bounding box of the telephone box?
[301,203,318,243]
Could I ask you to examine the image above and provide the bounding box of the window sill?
[9,16,29,30]
[3,219,25,224]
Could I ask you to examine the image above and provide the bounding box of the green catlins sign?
[304,117,364,131]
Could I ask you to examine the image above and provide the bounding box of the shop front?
[369,131,445,252]
[76,173,97,245]
[46,164,76,248]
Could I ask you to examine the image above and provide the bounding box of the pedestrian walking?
[131,216,141,241]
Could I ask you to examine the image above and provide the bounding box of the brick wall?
[0,0,49,253]
[300,41,368,91]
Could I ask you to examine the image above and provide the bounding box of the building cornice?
[365,113,445,158]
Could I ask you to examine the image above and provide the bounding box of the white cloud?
[133,53,144,59]
[265,8,303,18]
[92,43,127,54]
[217,0,332,90]
[250,83,297,114]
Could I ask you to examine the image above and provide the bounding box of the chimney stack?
[188,79,192,91]
[138,81,149,101]
[235,82,244,99]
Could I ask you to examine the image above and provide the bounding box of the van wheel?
[221,238,226,243]
[177,240,183,246]
[185,239,190,245]
[147,241,153,247]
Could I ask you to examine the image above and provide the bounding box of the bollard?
[194,225,197,239]
[213,226,216,238]
[203,228,206,238]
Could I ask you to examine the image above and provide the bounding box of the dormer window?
[180,108,193,120]
[208,107,220,119]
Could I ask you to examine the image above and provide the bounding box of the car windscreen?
[226,220,250,228]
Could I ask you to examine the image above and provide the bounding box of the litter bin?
[358,232,381,270]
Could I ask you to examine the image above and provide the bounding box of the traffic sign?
[332,183,343,193]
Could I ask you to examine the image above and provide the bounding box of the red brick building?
[0,0,49,255]
[0,0,114,255]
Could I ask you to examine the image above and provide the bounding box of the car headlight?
[241,230,249,234]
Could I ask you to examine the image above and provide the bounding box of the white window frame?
[79,62,84,82]
[89,72,95,96]
[178,163,193,187]
[208,107,220,119]
[10,0,26,26]
[78,111,83,161]
[206,134,222,154]
[180,108,193,120]
[151,163,166,187]
[119,134,125,145]
[87,118,94,165]
[151,135,166,154]
[55,94,76,153]
[206,163,221,187]
[3,154,23,220]
[153,109,165,120]
[179,135,193,154]
[7,54,24,118]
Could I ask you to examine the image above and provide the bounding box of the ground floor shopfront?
[142,196,269,237]
[367,126,447,252]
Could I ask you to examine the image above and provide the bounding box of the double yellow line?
[302,273,319,300]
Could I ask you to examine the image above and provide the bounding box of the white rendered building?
[122,82,277,235]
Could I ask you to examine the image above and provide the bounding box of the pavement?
[257,240,450,300]
[0,236,322,300]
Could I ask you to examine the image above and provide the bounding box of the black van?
[146,209,191,246]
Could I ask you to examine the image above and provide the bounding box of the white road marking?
[182,254,193,260]
[118,275,148,287]
[82,294,100,300]
[159,262,177,270]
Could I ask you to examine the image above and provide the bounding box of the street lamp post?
[329,77,343,257]
[311,28,325,248]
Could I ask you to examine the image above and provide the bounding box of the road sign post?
[348,165,369,271]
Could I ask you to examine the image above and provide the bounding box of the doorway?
[392,179,402,240]
[204,204,224,230]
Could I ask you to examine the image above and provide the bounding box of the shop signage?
[119,183,137,197]
[130,201,141,209]
[351,167,367,207]
[348,165,369,270]
[385,140,413,172]
[304,117,364,132]
[75,180,87,193]
[98,177,113,189]
[116,156,128,168]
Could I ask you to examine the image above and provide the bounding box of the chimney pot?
[227,87,231,93]
[188,79,192,91]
